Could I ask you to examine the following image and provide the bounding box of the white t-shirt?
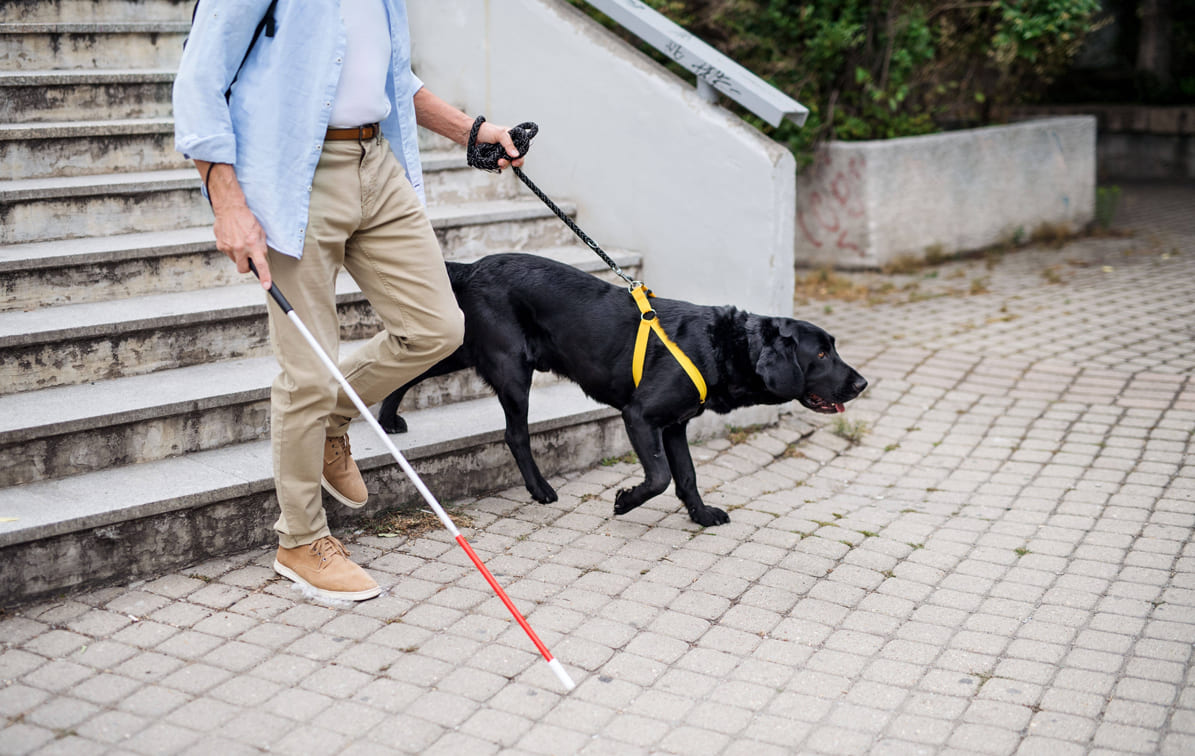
[329,0,393,128]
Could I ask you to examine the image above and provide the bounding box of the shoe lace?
[327,433,351,457]
[308,535,351,568]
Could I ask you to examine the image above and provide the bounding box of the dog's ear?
[755,320,805,398]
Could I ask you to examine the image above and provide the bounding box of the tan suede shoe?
[274,536,381,601]
[322,433,368,508]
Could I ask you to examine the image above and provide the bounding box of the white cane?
[252,262,575,692]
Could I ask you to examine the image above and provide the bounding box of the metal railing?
[581,0,808,128]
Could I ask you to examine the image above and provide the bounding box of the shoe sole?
[273,560,381,601]
[321,475,367,509]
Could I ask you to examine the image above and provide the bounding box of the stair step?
[0,69,176,121]
[0,247,641,393]
[0,336,545,486]
[0,227,226,312]
[0,169,208,244]
[422,150,523,204]
[0,380,627,605]
[0,117,187,179]
[0,351,278,487]
[0,22,191,70]
[2,1,192,23]
[0,119,514,191]
[432,198,581,260]
[0,170,578,247]
[0,276,351,395]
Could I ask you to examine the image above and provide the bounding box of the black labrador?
[379,253,867,526]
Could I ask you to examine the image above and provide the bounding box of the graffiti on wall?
[796,152,867,258]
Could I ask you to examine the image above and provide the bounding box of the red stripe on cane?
[455,534,554,662]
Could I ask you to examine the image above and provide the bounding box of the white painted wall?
[409,0,796,316]
[795,117,1097,269]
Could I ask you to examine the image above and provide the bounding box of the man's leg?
[328,136,464,432]
[266,248,341,548]
[266,139,380,601]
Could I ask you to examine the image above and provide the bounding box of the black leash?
[467,117,637,288]
[467,118,707,403]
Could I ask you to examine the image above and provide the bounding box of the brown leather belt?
[325,123,380,141]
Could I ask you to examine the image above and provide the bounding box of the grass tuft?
[831,417,870,445]
[365,506,474,540]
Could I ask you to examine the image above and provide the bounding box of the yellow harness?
[630,284,707,404]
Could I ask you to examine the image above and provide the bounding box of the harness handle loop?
[467,116,537,172]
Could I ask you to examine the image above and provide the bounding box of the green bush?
[1095,184,1122,229]
[574,1,1101,166]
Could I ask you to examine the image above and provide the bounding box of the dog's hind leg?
[612,407,673,517]
[662,423,728,526]
[488,360,558,503]
[377,347,472,434]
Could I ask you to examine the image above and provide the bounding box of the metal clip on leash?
[467,116,638,289]
[248,260,576,693]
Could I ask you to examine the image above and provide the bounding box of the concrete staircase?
[0,0,639,606]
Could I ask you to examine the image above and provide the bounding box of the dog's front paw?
[378,413,408,434]
[613,488,641,515]
[528,481,558,504]
[690,505,730,527]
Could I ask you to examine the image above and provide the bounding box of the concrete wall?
[796,117,1097,270]
[408,0,796,316]
[1100,133,1195,181]
[1004,105,1195,181]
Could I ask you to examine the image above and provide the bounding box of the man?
[174,0,523,601]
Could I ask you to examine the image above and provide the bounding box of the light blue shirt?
[173,0,425,259]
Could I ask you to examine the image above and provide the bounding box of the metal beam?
[583,0,809,127]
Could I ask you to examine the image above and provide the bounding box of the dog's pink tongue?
[835,403,845,413]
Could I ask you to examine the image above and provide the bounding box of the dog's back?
[448,254,648,406]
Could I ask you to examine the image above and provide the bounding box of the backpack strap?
[188,0,279,100]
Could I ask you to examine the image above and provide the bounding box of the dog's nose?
[851,375,868,395]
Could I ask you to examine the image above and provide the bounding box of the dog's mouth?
[804,394,845,414]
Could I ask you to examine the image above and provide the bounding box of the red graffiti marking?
[798,153,866,256]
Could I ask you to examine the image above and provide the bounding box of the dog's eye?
[817,351,826,359]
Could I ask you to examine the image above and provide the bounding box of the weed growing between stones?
[831,417,870,445]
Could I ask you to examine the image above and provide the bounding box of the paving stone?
[26,695,100,730]
[0,721,56,753]
[74,709,148,746]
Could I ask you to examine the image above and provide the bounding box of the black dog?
[379,253,867,526]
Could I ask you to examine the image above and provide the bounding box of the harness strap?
[631,285,707,404]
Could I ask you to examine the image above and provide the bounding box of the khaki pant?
[266,135,464,549]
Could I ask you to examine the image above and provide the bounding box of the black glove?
[466,116,538,172]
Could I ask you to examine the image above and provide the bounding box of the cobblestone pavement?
[2,186,1193,755]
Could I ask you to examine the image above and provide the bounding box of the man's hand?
[196,161,272,289]
[474,120,524,169]
[214,201,271,287]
